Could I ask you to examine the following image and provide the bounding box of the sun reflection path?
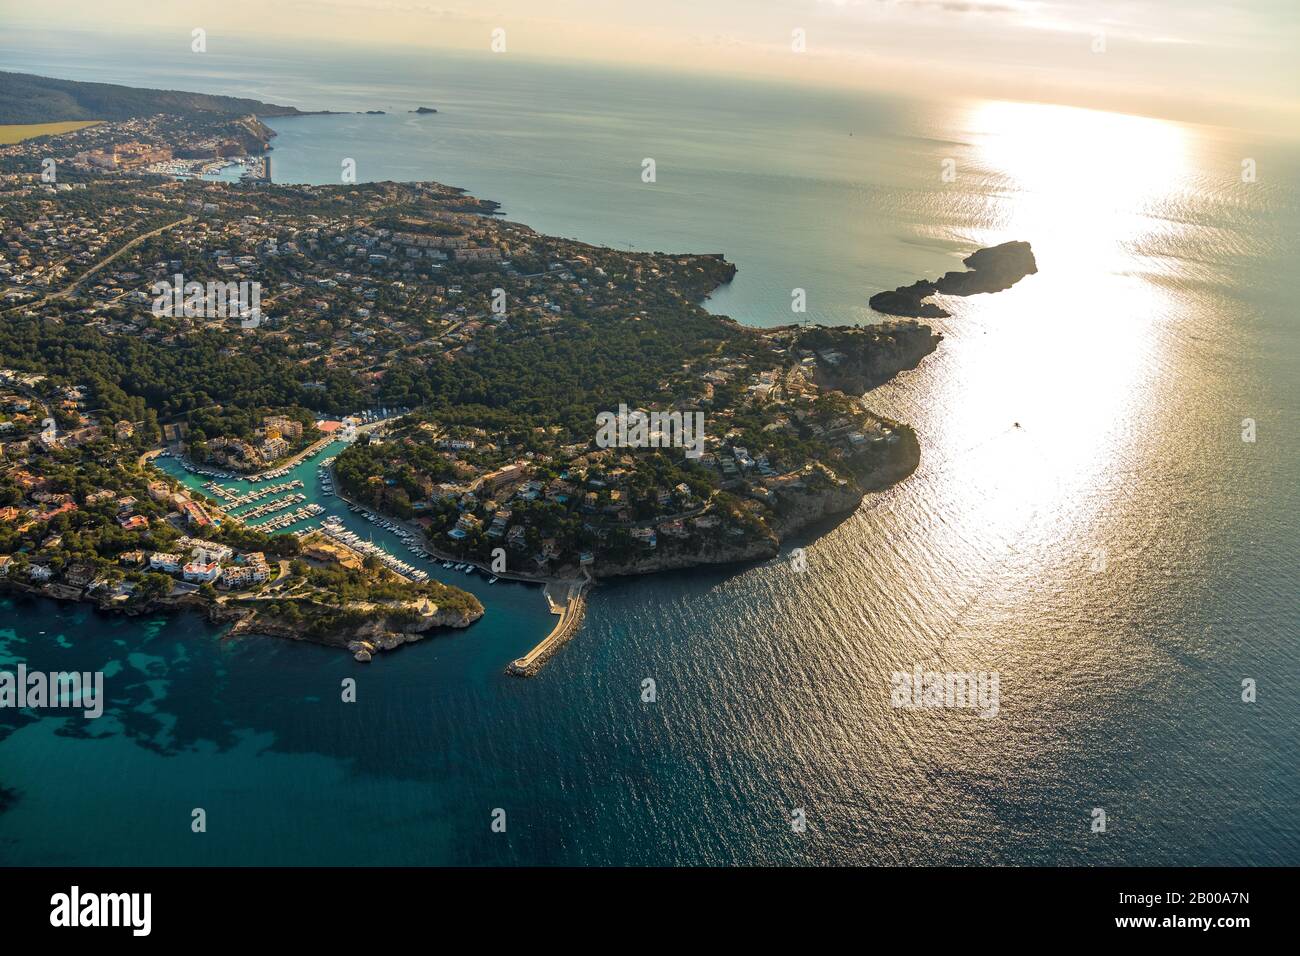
[936,101,1200,518]
[854,100,1212,654]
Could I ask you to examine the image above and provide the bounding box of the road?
[4,215,193,313]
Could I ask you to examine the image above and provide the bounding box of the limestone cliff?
[808,320,942,394]
[589,426,920,579]
[227,597,484,661]
[591,534,779,578]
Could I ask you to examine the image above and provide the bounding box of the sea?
[1,29,1297,865]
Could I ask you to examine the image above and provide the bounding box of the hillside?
[0,70,307,124]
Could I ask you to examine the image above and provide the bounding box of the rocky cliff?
[768,481,866,538]
[591,534,779,578]
[589,426,920,580]
[227,597,484,661]
[808,320,942,393]
[228,114,278,153]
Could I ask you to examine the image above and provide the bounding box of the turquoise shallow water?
[1,32,1297,865]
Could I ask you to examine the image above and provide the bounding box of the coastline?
[0,574,236,624]
[0,566,484,658]
[328,464,591,670]
[1,50,1294,874]
[1,88,941,677]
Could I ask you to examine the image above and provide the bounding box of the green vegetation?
[252,561,482,641]
[0,317,362,423]
[1,92,928,597]
[0,71,305,124]
[300,562,480,612]
[377,305,741,439]
[0,448,182,593]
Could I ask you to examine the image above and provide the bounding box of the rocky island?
[869,240,1037,318]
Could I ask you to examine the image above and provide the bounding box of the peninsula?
[0,70,314,125]
[0,71,952,664]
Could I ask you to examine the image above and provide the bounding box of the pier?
[506,579,589,677]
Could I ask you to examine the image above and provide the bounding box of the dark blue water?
[1,30,1297,865]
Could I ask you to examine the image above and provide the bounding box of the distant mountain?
[0,71,309,125]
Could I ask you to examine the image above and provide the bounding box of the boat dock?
[506,579,589,677]
[317,515,429,582]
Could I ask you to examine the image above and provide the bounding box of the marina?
[154,436,590,660]
[147,154,270,183]
[150,437,528,596]
[235,492,306,520]
[256,502,324,531]
[2,24,1294,873]
[215,479,304,509]
[167,452,317,484]
[319,516,428,582]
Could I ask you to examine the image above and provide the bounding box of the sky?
[5,0,1298,130]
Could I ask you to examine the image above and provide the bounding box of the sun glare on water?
[971,101,1192,283]
[920,100,1202,576]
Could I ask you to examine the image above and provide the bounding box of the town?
[0,91,938,653]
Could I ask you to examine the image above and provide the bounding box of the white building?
[221,553,270,588]
[149,552,182,573]
[190,544,233,565]
[182,561,221,584]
